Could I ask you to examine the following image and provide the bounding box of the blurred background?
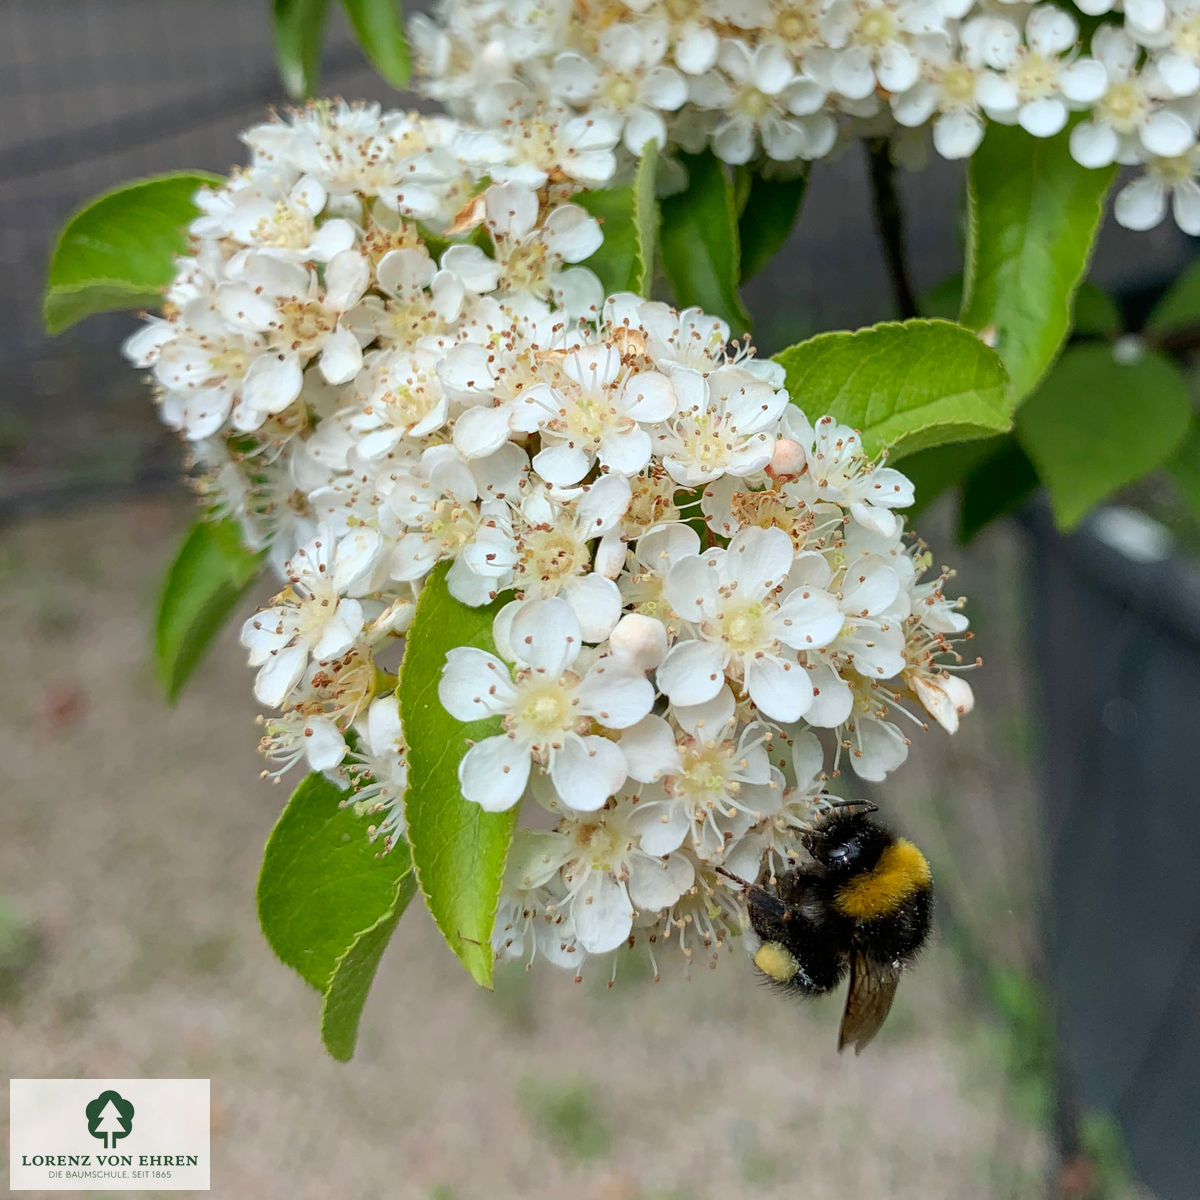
[2,3,1197,1198]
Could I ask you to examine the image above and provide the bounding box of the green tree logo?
[85,1090,134,1149]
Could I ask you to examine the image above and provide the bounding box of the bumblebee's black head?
[802,811,892,877]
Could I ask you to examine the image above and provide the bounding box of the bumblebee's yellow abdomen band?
[834,839,931,920]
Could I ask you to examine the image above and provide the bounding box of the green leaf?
[258,772,417,1059]
[897,437,1001,520]
[920,274,964,321]
[400,561,518,988]
[1016,344,1192,530]
[632,139,660,295]
[320,873,416,1060]
[659,149,751,332]
[155,517,264,704]
[1145,260,1200,338]
[43,172,220,333]
[737,166,808,282]
[341,0,411,89]
[1165,419,1200,523]
[576,142,659,298]
[961,124,1116,404]
[273,0,330,99]
[772,319,1012,460]
[1072,281,1121,338]
[958,437,1039,543]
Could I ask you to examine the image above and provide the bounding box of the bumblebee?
[719,801,932,1054]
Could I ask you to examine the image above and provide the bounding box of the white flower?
[438,598,653,811]
[656,365,786,484]
[552,21,688,152]
[975,7,1109,138]
[622,687,782,858]
[515,344,676,484]
[1114,148,1200,232]
[780,410,915,536]
[1070,28,1195,168]
[810,0,949,100]
[240,528,381,707]
[696,40,835,164]
[481,183,605,317]
[657,526,844,722]
[557,799,696,952]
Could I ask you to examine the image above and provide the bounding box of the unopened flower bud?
[767,438,806,478]
[609,613,667,671]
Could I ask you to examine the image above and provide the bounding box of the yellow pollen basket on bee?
[753,941,800,984]
[833,839,931,921]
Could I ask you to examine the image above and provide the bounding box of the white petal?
[1157,53,1200,99]
[831,47,876,99]
[533,441,592,485]
[623,371,676,422]
[242,353,303,416]
[319,326,362,385]
[791,728,825,785]
[459,735,531,811]
[441,243,502,292]
[577,663,654,729]
[558,573,619,643]
[629,800,690,855]
[439,647,517,720]
[933,109,984,159]
[303,716,346,771]
[550,734,628,811]
[324,250,370,311]
[1070,120,1119,169]
[804,660,856,728]
[1114,175,1167,231]
[627,851,693,911]
[1140,110,1195,158]
[640,65,688,110]
[1060,59,1109,104]
[841,559,900,616]
[576,472,632,534]
[510,597,580,675]
[672,686,735,737]
[312,598,363,659]
[1171,179,1200,235]
[892,82,939,127]
[253,645,308,708]
[877,44,919,93]
[664,552,721,619]
[1124,0,1166,31]
[775,588,844,650]
[620,715,682,782]
[848,718,908,781]
[573,873,634,953]
[453,403,512,459]
[746,656,812,723]
[675,25,718,74]
[1026,5,1076,56]
[656,638,726,706]
[974,73,1019,115]
[725,526,794,595]
[1019,98,1067,139]
[542,204,604,262]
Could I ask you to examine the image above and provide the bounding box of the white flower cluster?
[412,0,1200,234]
[124,101,974,978]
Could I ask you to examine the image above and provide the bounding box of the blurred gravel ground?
[0,499,1059,1200]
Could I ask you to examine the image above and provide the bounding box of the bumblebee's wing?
[837,949,901,1055]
